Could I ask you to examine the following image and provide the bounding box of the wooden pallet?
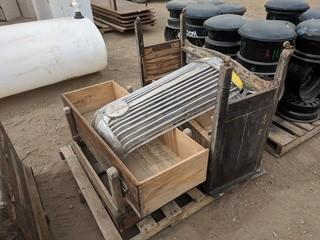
[60,143,214,240]
[266,115,320,157]
[91,0,156,32]
[94,20,113,33]
[92,0,152,16]
[127,187,213,240]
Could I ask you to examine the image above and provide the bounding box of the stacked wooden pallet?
[91,0,156,32]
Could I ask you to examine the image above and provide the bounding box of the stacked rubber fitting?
[165,0,224,41]
[278,19,320,122]
[185,3,221,46]
[265,0,310,24]
[165,0,194,41]
[204,14,248,57]
[298,8,320,22]
[236,20,296,78]
[217,3,247,15]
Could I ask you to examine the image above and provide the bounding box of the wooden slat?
[94,20,113,33]
[71,142,119,217]
[94,17,127,32]
[61,145,122,240]
[145,52,181,65]
[91,0,152,15]
[273,115,306,137]
[107,167,126,215]
[292,122,315,131]
[189,120,211,143]
[144,45,181,61]
[93,8,155,24]
[131,193,214,240]
[136,216,158,234]
[23,166,53,240]
[268,125,297,147]
[187,188,206,202]
[280,124,320,156]
[161,201,182,219]
[94,16,155,30]
[145,63,181,76]
[312,120,320,126]
[92,5,155,20]
[145,57,181,71]
[266,117,320,157]
[93,13,155,27]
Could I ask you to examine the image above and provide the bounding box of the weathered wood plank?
[187,188,206,202]
[161,201,182,219]
[136,216,158,234]
[273,115,306,137]
[266,116,320,157]
[61,145,122,240]
[23,166,53,240]
[292,122,315,131]
[268,125,297,147]
[107,167,126,215]
[71,142,119,217]
[131,193,214,240]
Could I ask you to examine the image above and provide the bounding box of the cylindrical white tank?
[0,17,107,99]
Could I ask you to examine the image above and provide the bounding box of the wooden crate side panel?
[144,40,181,60]
[183,121,210,148]
[175,129,207,159]
[139,150,208,217]
[205,88,276,191]
[63,81,119,114]
[113,82,130,98]
[159,128,206,159]
[143,40,182,82]
[0,175,19,240]
[0,123,39,240]
[67,105,141,215]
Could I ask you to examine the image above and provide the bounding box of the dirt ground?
[1,0,320,239]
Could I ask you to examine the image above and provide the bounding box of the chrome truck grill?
[93,57,239,157]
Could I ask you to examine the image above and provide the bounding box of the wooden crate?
[0,122,52,240]
[265,115,320,157]
[61,81,209,219]
[134,15,294,195]
[60,143,214,240]
[135,20,182,86]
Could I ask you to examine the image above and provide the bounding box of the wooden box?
[62,81,209,218]
[135,16,293,195]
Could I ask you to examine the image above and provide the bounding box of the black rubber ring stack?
[278,19,320,122]
[204,14,248,57]
[236,20,296,78]
[185,3,221,46]
[265,0,310,24]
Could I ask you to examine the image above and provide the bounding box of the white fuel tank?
[0,17,107,99]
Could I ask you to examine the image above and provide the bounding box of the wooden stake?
[107,167,126,215]
[134,17,146,87]
[61,145,122,240]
